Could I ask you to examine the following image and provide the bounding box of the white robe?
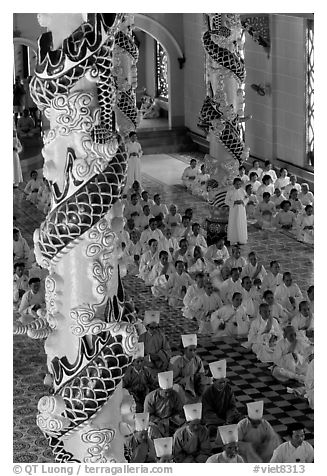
[13,137,23,185]
[270,441,314,463]
[182,284,206,319]
[225,188,248,244]
[274,283,303,312]
[211,304,249,337]
[272,338,313,380]
[138,250,159,283]
[125,141,142,188]
[166,272,194,308]
[247,317,283,362]
[219,277,243,304]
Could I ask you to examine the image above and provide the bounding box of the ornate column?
[13,13,139,463]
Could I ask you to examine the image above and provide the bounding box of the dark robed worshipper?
[202,359,241,436]
[125,413,157,463]
[173,403,212,463]
[144,371,185,439]
[206,424,245,463]
[122,343,157,412]
[237,400,282,463]
[139,311,171,375]
[154,437,174,463]
[170,333,211,404]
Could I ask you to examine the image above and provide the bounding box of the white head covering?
[135,412,149,431]
[144,310,160,325]
[154,437,173,457]
[158,371,173,389]
[218,424,238,445]
[181,334,197,348]
[183,403,202,422]
[247,400,264,420]
[133,342,144,359]
[209,359,227,379]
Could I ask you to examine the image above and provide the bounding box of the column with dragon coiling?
[198,13,250,213]
[13,13,140,463]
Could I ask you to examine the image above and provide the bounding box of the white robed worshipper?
[210,292,249,337]
[165,261,193,308]
[261,260,283,293]
[274,272,303,313]
[125,131,143,189]
[182,272,206,320]
[206,424,245,463]
[225,177,248,245]
[150,251,175,297]
[219,267,243,304]
[139,239,160,283]
[181,158,199,190]
[270,423,313,463]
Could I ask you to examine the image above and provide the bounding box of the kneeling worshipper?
[197,280,223,334]
[139,239,160,284]
[246,303,283,362]
[290,300,314,340]
[18,277,46,323]
[272,325,313,383]
[122,343,157,412]
[262,290,290,327]
[13,227,33,268]
[210,292,250,337]
[202,359,241,437]
[274,272,303,314]
[139,311,171,375]
[237,400,282,463]
[144,371,185,439]
[170,334,211,404]
[219,267,243,304]
[166,260,193,308]
[13,262,29,306]
[173,403,211,463]
[206,424,245,463]
[182,158,199,190]
[270,423,314,463]
[125,413,157,463]
[154,437,174,463]
[149,250,175,297]
[182,271,206,320]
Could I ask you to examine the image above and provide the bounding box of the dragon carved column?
[198,13,250,210]
[14,13,140,463]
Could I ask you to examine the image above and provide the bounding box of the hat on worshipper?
[209,359,227,379]
[134,412,150,432]
[144,310,160,325]
[153,437,173,458]
[181,334,197,348]
[133,343,144,359]
[183,403,202,422]
[247,400,264,420]
[158,371,173,390]
[218,424,239,445]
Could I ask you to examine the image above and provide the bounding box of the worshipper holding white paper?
[144,371,185,439]
[202,360,242,437]
[211,292,249,338]
[173,403,212,463]
[206,424,245,463]
[154,437,174,463]
[139,311,171,375]
[270,423,313,463]
[125,413,157,463]
[237,400,282,463]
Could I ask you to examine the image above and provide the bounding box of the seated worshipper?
[261,160,277,183]
[210,292,249,337]
[262,290,289,327]
[284,174,301,198]
[274,271,303,314]
[289,300,314,340]
[270,423,314,463]
[37,179,51,215]
[173,238,193,271]
[144,371,185,439]
[202,360,241,437]
[17,109,37,137]
[238,165,249,184]
[18,277,46,324]
[166,260,193,308]
[188,222,207,253]
[256,175,274,202]
[255,192,276,227]
[248,159,263,182]
[165,204,182,231]
[134,204,153,231]
[24,169,42,205]
[274,167,290,191]
[219,267,243,304]
[187,246,207,278]
[13,228,32,268]
[139,239,160,283]
[13,262,29,306]
[123,344,157,412]
[245,183,259,222]
[205,235,230,271]
[289,188,305,215]
[270,187,286,210]
[173,215,192,241]
[272,325,314,383]
[182,158,199,190]
[197,280,223,334]
[124,230,142,275]
[154,214,166,233]
[140,190,154,209]
[170,334,211,404]
[150,250,175,297]
[173,403,211,463]
[125,413,157,463]
[192,164,210,199]
[261,260,283,294]
[207,424,244,463]
[150,194,168,218]
[124,193,143,220]
[223,244,247,273]
[298,183,314,206]
[240,276,258,319]
[126,180,142,200]
[209,261,231,292]
[139,218,163,252]
[158,227,179,260]
[154,437,174,463]
[246,303,283,362]
[139,311,171,374]
[237,400,281,463]
[247,171,261,194]
[296,204,314,244]
[182,271,206,320]
[242,251,267,282]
